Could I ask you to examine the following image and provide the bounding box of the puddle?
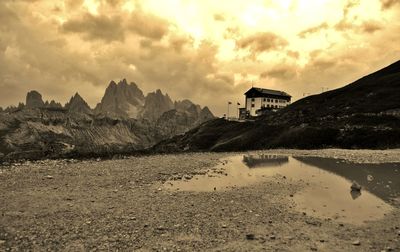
[163,154,400,225]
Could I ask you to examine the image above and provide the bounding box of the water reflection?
[243,154,288,168]
[163,154,399,224]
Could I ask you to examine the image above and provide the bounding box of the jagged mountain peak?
[26,90,44,108]
[95,79,145,118]
[65,93,92,114]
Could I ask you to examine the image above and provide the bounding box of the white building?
[243,87,291,117]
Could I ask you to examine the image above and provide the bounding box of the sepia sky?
[1,0,400,115]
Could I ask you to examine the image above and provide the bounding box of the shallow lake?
[163,154,400,225]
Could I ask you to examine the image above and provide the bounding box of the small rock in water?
[367,175,374,182]
[352,240,361,246]
[246,234,255,240]
[351,181,362,191]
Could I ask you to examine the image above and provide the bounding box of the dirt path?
[0,150,399,251]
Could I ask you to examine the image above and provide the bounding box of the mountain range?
[153,60,400,152]
[0,80,214,161]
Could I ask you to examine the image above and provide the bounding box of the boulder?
[351,181,362,191]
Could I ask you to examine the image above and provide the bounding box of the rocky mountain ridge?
[0,79,215,161]
[3,78,214,123]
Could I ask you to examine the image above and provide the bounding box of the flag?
[237,102,240,105]
[228,101,232,104]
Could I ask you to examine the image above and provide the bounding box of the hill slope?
[153,60,400,152]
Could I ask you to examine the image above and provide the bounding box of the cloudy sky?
[1,0,399,115]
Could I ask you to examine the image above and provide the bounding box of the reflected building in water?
[242,154,289,168]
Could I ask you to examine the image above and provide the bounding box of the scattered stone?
[269,235,276,240]
[351,181,362,191]
[44,175,54,179]
[183,174,193,180]
[306,220,321,226]
[246,234,255,240]
[0,240,5,245]
[367,175,374,182]
[222,224,227,228]
[352,240,361,246]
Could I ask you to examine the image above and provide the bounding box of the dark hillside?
[270,60,400,125]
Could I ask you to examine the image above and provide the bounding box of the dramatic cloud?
[298,23,329,38]
[260,66,297,80]
[236,32,288,53]
[381,0,400,9]
[0,0,399,115]
[62,13,125,42]
[128,11,170,40]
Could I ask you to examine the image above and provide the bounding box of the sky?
[0,0,400,115]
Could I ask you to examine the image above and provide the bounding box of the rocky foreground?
[0,149,399,251]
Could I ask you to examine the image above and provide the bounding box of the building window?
[263,98,266,102]
[267,98,270,102]
[251,98,255,102]
[275,99,278,103]
[251,104,255,108]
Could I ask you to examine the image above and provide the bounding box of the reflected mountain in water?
[243,154,288,168]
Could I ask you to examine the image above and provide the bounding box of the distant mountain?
[0,79,215,161]
[153,60,400,152]
[141,89,174,121]
[95,79,145,118]
[155,102,215,139]
[65,93,92,114]
[26,90,44,108]
[45,100,63,109]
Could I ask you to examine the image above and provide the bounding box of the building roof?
[245,87,291,98]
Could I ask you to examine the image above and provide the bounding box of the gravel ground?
[0,149,400,251]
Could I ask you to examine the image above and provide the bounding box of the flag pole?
[227,102,230,120]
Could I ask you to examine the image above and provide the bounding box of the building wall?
[246,97,290,116]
